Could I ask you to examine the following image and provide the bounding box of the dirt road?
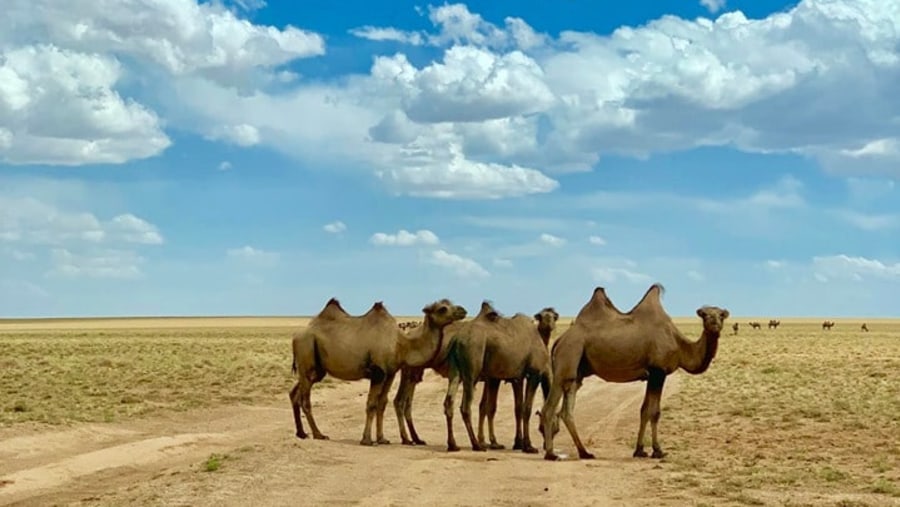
[0,372,690,506]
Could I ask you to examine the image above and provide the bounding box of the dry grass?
[659,320,900,504]
[0,325,303,426]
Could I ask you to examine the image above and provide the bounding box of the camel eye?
[438,306,448,314]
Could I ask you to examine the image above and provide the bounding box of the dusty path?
[0,372,689,507]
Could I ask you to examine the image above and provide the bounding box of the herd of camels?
[735,319,865,334]
[288,283,730,461]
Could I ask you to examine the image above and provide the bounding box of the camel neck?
[537,326,553,347]
[423,317,446,366]
[680,329,720,374]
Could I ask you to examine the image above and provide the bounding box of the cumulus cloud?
[812,254,900,281]
[428,249,489,277]
[47,248,144,279]
[349,26,424,45]
[205,124,261,147]
[226,245,280,266]
[323,221,347,234]
[700,0,727,14]
[370,229,440,246]
[539,233,566,247]
[588,235,606,246]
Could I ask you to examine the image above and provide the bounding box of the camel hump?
[629,283,665,313]
[575,286,620,320]
[365,300,393,319]
[317,297,349,319]
[477,300,501,322]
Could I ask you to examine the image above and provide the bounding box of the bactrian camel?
[442,301,552,453]
[393,301,551,453]
[477,307,559,450]
[289,298,466,445]
[539,284,729,461]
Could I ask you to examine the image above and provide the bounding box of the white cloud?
[539,233,566,247]
[0,196,164,246]
[492,257,513,268]
[812,254,900,281]
[226,245,280,266]
[218,161,232,171]
[833,210,899,231]
[700,0,727,14]
[349,26,424,45]
[47,248,144,279]
[592,266,653,284]
[205,124,261,147]
[588,235,606,246]
[766,259,785,269]
[323,221,347,234]
[370,229,440,246]
[687,270,706,281]
[428,249,489,277]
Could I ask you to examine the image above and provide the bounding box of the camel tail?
[291,358,297,375]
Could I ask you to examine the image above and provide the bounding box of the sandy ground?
[0,371,689,507]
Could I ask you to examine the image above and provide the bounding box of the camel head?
[536,410,560,440]
[422,298,467,327]
[696,306,729,335]
[533,307,559,328]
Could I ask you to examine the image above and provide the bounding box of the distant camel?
[861,323,869,332]
[749,322,762,330]
[822,321,835,330]
[732,322,739,335]
[767,319,781,330]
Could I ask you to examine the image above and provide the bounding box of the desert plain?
[0,315,898,506]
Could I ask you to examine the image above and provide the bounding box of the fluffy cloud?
[47,248,144,279]
[0,196,164,245]
[700,0,727,14]
[5,0,900,195]
[812,254,900,281]
[428,249,489,277]
[370,229,440,246]
[226,245,280,266]
[588,235,606,246]
[323,221,347,234]
[539,233,566,247]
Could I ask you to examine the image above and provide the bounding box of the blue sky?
[1,0,898,318]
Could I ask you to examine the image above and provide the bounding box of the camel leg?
[375,371,396,445]
[443,368,463,452]
[360,378,381,446]
[511,379,524,450]
[478,379,504,449]
[459,375,487,452]
[560,380,594,460]
[288,381,307,439]
[633,368,666,458]
[404,378,427,445]
[392,371,414,445]
[298,380,328,440]
[540,379,565,460]
[519,375,540,454]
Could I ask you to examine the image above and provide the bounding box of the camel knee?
[443,396,454,418]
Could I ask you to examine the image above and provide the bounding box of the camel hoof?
[377,438,391,445]
[401,439,415,446]
[489,443,505,450]
[414,439,427,446]
[544,452,562,461]
[578,451,596,460]
[296,431,308,439]
[651,449,667,459]
[447,445,461,452]
[359,438,375,446]
[633,448,648,458]
[523,445,539,454]
[472,444,488,452]
[512,439,523,450]
[313,434,330,441]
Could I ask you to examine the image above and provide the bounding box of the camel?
[749,321,762,330]
[732,322,739,335]
[768,319,781,330]
[861,323,869,332]
[822,321,835,330]
[539,284,729,461]
[440,301,553,453]
[476,307,559,450]
[289,297,467,445]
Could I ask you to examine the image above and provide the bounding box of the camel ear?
[422,304,433,315]
[487,311,500,322]
[533,313,541,321]
[552,310,559,321]
[722,309,730,319]
[696,307,706,318]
